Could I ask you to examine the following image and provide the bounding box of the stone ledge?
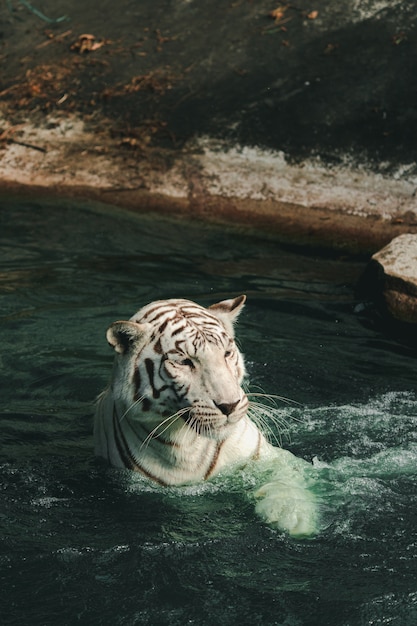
[1,115,417,254]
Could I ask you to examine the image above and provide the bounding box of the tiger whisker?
[175,409,200,446]
[140,416,176,450]
[119,395,147,422]
[248,403,284,447]
[243,380,301,404]
[249,400,296,428]
[246,396,301,447]
[245,391,302,408]
[139,407,191,451]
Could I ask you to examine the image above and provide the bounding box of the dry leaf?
[269,5,288,22]
[71,34,108,54]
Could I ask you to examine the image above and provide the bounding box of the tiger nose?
[214,400,239,416]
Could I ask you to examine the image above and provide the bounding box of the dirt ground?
[1,0,417,252]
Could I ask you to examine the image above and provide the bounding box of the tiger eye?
[181,358,195,368]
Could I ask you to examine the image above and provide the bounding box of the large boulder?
[364,234,417,323]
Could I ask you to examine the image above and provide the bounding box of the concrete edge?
[2,180,416,255]
[1,115,417,254]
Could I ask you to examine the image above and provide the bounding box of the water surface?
[1,198,416,625]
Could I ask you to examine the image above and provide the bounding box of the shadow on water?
[1,198,417,626]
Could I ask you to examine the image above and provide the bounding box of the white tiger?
[94,295,318,536]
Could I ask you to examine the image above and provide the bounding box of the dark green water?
[1,199,417,626]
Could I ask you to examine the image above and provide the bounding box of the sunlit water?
[1,198,417,626]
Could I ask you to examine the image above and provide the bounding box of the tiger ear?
[106,321,149,355]
[208,295,246,336]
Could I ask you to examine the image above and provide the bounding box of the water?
[1,198,417,626]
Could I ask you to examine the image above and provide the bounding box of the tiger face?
[106,296,249,441]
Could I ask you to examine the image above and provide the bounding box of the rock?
[368,234,417,323]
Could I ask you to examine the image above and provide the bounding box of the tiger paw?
[254,480,318,537]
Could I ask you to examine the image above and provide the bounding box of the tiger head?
[105,295,249,441]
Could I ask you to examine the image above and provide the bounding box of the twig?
[6,138,47,153]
